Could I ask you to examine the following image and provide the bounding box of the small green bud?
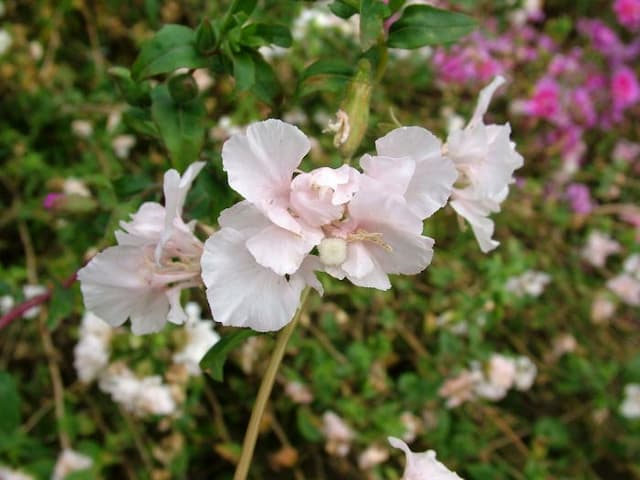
[196,19,217,54]
[108,67,151,107]
[168,73,199,104]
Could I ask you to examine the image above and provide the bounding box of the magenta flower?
[43,192,64,210]
[614,0,640,30]
[611,66,640,112]
[565,183,594,215]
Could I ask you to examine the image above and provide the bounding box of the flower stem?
[233,287,311,480]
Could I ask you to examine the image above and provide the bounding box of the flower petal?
[450,187,501,253]
[469,75,506,128]
[201,228,309,331]
[388,437,464,480]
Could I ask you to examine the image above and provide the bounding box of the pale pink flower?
[172,302,220,376]
[438,369,482,408]
[591,294,616,324]
[358,444,390,470]
[284,381,313,404]
[620,384,640,419]
[581,231,621,267]
[52,449,93,480]
[608,274,640,306]
[322,411,354,457]
[513,356,537,391]
[388,437,463,480]
[73,312,112,383]
[0,466,34,480]
[78,162,205,334]
[446,76,524,252]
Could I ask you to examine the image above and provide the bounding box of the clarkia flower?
[78,162,205,334]
[446,76,524,252]
[388,437,464,480]
[614,0,640,30]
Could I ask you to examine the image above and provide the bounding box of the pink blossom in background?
[43,192,63,210]
[565,183,594,214]
[577,19,624,57]
[523,78,564,123]
[614,0,640,30]
[611,66,640,112]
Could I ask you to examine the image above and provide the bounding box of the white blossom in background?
[473,355,516,400]
[51,449,93,480]
[209,116,245,142]
[71,120,93,139]
[446,76,524,252]
[438,369,483,408]
[607,274,640,306]
[22,285,47,319]
[591,294,616,324]
[509,0,544,25]
[322,411,354,457]
[505,270,551,297]
[78,162,205,334]
[29,41,43,61]
[99,364,176,417]
[620,384,640,419]
[581,231,621,267]
[0,294,15,314]
[111,134,136,159]
[292,3,358,40]
[0,29,12,56]
[358,444,390,470]
[73,312,112,383]
[623,254,640,278]
[284,380,313,404]
[172,302,220,376]
[192,68,214,92]
[400,411,423,443]
[63,178,91,197]
[258,45,288,61]
[513,356,537,391]
[388,437,464,480]
[549,334,578,360]
[0,466,34,480]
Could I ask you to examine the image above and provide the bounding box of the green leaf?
[232,50,255,91]
[298,59,355,97]
[0,371,21,434]
[47,283,75,330]
[329,0,358,19]
[251,55,280,104]
[359,0,389,51]
[122,107,159,138]
[112,173,154,199]
[151,85,206,171]
[201,329,257,381]
[296,407,323,442]
[387,5,476,49]
[109,67,151,107]
[241,23,292,48]
[231,0,258,18]
[132,25,209,81]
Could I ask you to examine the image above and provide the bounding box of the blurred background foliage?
[0,0,639,478]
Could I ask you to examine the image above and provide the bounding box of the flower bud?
[196,19,217,54]
[168,73,199,104]
[337,59,372,160]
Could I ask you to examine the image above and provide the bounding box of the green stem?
[232,287,311,480]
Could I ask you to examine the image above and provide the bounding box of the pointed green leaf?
[151,85,205,171]
[329,0,358,18]
[232,50,255,91]
[251,55,280,104]
[298,59,354,97]
[359,0,389,51]
[47,282,75,330]
[241,23,293,48]
[387,5,476,49]
[122,107,159,138]
[132,25,209,81]
[201,329,257,381]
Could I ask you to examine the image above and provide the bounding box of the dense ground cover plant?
[0,0,639,479]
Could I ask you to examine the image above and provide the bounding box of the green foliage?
[132,25,209,81]
[359,0,390,51]
[201,329,257,381]
[0,372,21,435]
[151,85,206,171]
[387,5,477,48]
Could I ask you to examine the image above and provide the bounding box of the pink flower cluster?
[78,77,523,334]
[614,0,640,30]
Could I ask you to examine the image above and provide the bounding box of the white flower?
[0,466,34,480]
[63,178,91,197]
[513,356,537,391]
[473,355,514,401]
[111,134,136,159]
[322,411,354,457]
[505,270,551,297]
[78,162,205,334]
[0,294,15,314]
[52,449,93,480]
[284,381,313,404]
[0,29,12,56]
[22,285,47,319]
[99,364,176,417]
[71,120,93,139]
[581,231,621,268]
[591,294,616,324]
[446,76,524,252]
[623,254,640,279]
[388,437,464,480]
[358,444,390,470]
[172,302,220,376]
[73,312,112,383]
[438,369,482,408]
[620,384,640,419]
[607,274,640,306]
